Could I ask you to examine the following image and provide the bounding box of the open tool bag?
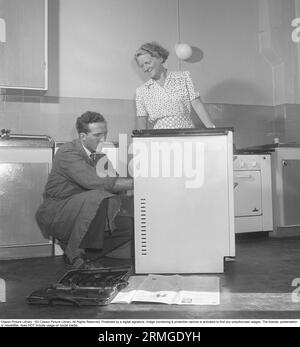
[27,267,131,306]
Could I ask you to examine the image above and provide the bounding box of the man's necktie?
[90,151,97,163]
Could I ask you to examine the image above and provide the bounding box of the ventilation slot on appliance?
[140,198,147,256]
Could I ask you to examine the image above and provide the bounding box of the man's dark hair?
[76,111,106,134]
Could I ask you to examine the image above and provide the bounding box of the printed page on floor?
[112,274,220,305]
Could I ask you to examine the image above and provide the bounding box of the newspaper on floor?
[111,274,220,305]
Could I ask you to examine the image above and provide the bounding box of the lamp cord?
[177,0,181,70]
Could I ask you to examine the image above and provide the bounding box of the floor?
[1,233,300,321]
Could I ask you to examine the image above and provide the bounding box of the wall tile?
[0,98,4,112]
[216,104,276,148]
[285,104,300,143]
[4,93,300,147]
[40,101,60,117]
[274,104,286,143]
[4,99,23,115]
[38,113,65,141]
[0,112,21,133]
[19,113,43,135]
[4,89,24,96]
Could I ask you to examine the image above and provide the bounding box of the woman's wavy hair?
[134,41,169,64]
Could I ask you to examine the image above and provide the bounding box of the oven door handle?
[234,174,253,179]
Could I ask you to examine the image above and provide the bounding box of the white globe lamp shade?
[175,43,192,60]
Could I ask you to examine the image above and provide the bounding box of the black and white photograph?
[1,0,300,330]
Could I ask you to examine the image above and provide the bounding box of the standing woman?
[134,41,215,129]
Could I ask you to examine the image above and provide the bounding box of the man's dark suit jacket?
[36,139,120,263]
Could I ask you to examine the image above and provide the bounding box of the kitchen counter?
[0,134,54,148]
[132,127,234,137]
[236,142,300,154]
[235,148,273,154]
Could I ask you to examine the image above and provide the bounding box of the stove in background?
[233,153,273,234]
[237,143,300,237]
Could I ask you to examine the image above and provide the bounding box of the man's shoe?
[84,248,104,262]
[65,253,106,270]
[70,255,85,269]
[79,259,106,270]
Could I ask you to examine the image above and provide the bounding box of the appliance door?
[272,148,300,229]
[0,147,52,259]
[133,133,234,274]
[282,159,300,225]
[234,170,262,217]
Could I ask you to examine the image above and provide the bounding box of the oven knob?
[239,160,245,168]
[251,161,257,167]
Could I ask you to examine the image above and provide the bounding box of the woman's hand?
[191,98,215,128]
[136,116,148,130]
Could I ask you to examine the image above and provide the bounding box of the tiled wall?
[1,89,300,148]
[0,90,136,143]
[193,103,285,149]
[205,104,284,149]
[284,104,300,144]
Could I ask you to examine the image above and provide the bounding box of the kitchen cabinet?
[271,146,300,237]
[0,135,53,259]
[0,0,47,89]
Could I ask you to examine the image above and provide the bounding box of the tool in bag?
[26,266,132,306]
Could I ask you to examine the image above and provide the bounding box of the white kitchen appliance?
[0,135,53,259]
[233,154,273,234]
[132,128,235,274]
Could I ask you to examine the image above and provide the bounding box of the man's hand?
[112,177,133,193]
[126,189,134,197]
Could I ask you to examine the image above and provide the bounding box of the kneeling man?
[36,111,133,268]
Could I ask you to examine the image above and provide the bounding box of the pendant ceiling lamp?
[175,0,192,61]
[175,43,192,60]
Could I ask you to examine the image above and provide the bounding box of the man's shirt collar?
[81,143,93,157]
